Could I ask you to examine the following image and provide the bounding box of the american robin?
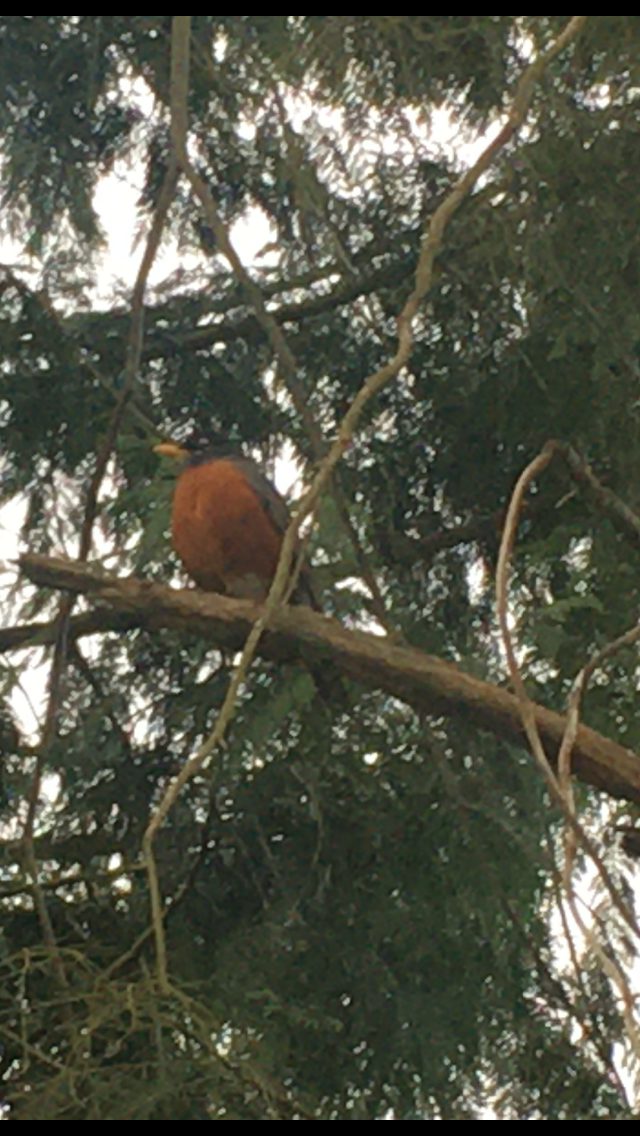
[153,434,319,607]
[154,434,347,706]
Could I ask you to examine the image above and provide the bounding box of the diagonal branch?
[17,553,640,810]
[278,16,590,583]
[20,19,185,987]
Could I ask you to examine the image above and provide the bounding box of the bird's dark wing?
[231,456,292,535]
[231,456,322,610]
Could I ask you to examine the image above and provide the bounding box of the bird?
[154,433,347,707]
[153,433,320,607]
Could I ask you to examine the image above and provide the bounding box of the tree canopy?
[1,15,640,1119]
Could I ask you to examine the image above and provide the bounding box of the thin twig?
[556,440,640,551]
[559,621,640,878]
[0,1022,65,1072]
[140,16,194,988]
[562,621,640,804]
[170,17,191,154]
[495,444,558,784]
[495,446,640,947]
[20,61,179,997]
[569,890,640,1063]
[80,164,179,564]
[513,886,628,1100]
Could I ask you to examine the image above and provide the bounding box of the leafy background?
[0,16,638,1119]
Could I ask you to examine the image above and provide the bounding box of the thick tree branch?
[16,553,640,809]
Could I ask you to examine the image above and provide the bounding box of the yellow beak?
[153,440,189,461]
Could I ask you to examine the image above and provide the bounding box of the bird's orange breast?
[171,459,284,599]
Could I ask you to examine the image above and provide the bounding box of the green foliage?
[0,14,638,1120]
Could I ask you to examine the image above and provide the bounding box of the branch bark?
[16,553,640,808]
